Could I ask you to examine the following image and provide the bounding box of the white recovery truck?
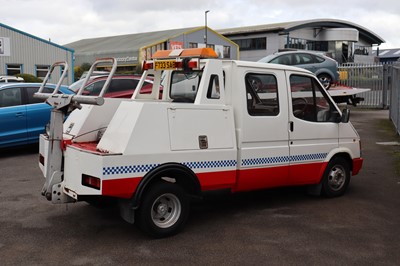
[35,48,363,238]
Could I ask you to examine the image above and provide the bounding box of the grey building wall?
[0,23,74,85]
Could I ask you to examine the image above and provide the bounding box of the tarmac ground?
[0,109,399,265]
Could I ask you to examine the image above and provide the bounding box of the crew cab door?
[287,72,340,185]
[236,70,290,191]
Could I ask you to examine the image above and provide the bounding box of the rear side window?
[299,53,314,64]
[207,75,220,99]
[170,71,202,102]
[245,73,279,116]
[315,56,325,63]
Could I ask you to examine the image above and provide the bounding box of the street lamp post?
[205,10,210,45]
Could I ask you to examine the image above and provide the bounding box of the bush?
[16,74,43,83]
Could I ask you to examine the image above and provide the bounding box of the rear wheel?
[321,157,350,197]
[136,181,189,238]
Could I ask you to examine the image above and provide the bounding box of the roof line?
[0,22,74,53]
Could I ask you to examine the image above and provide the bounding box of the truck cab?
[37,48,362,238]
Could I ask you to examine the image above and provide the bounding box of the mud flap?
[119,199,136,224]
[306,183,322,196]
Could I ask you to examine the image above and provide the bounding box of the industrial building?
[0,23,74,84]
[65,26,239,73]
[219,19,385,64]
[1,18,387,85]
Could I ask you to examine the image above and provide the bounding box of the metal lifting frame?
[34,58,117,202]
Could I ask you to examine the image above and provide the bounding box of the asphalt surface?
[1,109,400,265]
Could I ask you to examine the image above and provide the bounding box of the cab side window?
[245,73,279,116]
[290,75,336,122]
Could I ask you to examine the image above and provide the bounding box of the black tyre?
[317,73,332,90]
[136,181,189,238]
[321,157,351,197]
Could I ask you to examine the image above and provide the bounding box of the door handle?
[289,121,294,132]
[15,112,24,117]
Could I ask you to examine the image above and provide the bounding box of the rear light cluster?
[82,174,101,190]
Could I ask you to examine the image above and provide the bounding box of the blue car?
[0,83,74,149]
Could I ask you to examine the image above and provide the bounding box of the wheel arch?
[320,151,353,180]
[132,162,201,209]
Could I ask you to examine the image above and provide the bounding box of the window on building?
[206,44,215,50]
[223,46,231,58]
[189,43,198,48]
[6,64,22,76]
[36,65,50,78]
[285,38,307,50]
[234,38,266,51]
[307,41,329,52]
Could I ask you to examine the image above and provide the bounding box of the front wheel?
[136,181,189,238]
[321,157,351,197]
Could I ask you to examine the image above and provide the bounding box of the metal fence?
[389,64,400,134]
[338,63,391,108]
[338,62,400,134]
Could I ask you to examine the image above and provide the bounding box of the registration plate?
[154,60,176,70]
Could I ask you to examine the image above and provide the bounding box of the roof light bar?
[152,48,218,59]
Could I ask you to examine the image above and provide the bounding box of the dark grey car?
[258,51,339,89]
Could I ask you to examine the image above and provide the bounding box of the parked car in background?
[69,75,103,92]
[258,51,339,89]
[72,74,154,98]
[79,70,109,80]
[0,83,73,148]
[0,75,24,83]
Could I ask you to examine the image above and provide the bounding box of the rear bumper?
[352,158,363,175]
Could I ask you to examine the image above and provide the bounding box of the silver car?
[258,51,339,89]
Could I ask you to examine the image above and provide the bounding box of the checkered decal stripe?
[242,153,327,166]
[103,160,237,176]
[102,153,326,176]
[182,160,237,169]
[103,164,160,176]
[242,156,290,166]
[290,153,327,162]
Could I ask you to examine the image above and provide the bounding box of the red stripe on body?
[288,161,327,185]
[197,170,237,191]
[102,177,142,198]
[234,165,289,192]
[101,162,329,198]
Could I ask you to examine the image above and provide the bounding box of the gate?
[338,63,391,108]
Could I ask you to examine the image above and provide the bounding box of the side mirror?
[341,108,350,123]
